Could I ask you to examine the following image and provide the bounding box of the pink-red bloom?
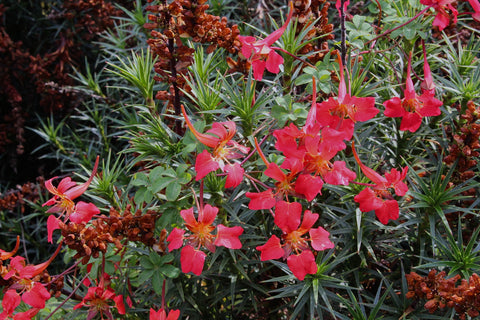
[468,0,480,21]
[256,201,334,280]
[73,274,127,320]
[238,2,293,80]
[150,308,180,320]
[181,106,249,188]
[43,156,100,243]
[0,243,62,318]
[167,203,244,275]
[352,143,408,224]
[420,0,457,30]
[383,53,442,132]
[316,54,378,141]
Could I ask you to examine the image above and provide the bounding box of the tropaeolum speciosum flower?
[238,2,293,80]
[181,105,249,188]
[43,156,100,243]
[150,308,180,320]
[0,242,62,318]
[420,0,458,31]
[167,203,244,275]
[383,52,442,133]
[246,81,356,210]
[256,201,334,280]
[352,142,409,225]
[73,273,127,320]
[315,53,378,141]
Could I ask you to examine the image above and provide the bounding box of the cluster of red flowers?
[0,238,62,319]
[406,270,480,319]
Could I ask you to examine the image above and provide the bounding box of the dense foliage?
[1,0,480,319]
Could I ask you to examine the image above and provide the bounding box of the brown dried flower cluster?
[0,178,44,213]
[444,101,480,181]
[292,0,334,63]
[60,0,126,42]
[406,269,480,319]
[144,0,241,115]
[60,206,160,264]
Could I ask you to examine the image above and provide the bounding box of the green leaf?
[166,183,181,201]
[162,264,181,278]
[152,271,164,295]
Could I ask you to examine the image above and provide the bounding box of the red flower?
[181,106,249,188]
[0,290,21,319]
[0,244,62,316]
[43,156,99,215]
[468,0,480,21]
[73,273,126,320]
[167,204,244,275]
[383,53,442,132]
[238,2,294,80]
[43,156,100,243]
[420,0,457,31]
[352,143,408,224]
[256,201,334,280]
[316,54,378,141]
[150,308,180,320]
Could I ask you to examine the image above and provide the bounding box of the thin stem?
[366,7,430,45]
[161,279,166,310]
[340,0,347,65]
[271,47,318,69]
[350,181,377,187]
[44,272,90,320]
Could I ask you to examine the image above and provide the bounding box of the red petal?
[149,308,165,320]
[264,162,286,183]
[310,227,335,251]
[114,295,126,315]
[180,207,197,227]
[354,188,384,212]
[245,190,276,210]
[274,201,302,233]
[323,161,356,186]
[295,174,323,201]
[0,236,20,261]
[265,50,283,74]
[256,235,284,261]
[167,228,185,251]
[383,97,405,118]
[224,163,244,188]
[12,308,40,320]
[399,112,422,132]
[214,225,244,249]
[352,96,378,122]
[195,150,219,180]
[167,309,181,320]
[2,290,21,315]
[47,215,60,244]
[297,210,319,234]
[252,59,266,81]
[375,200,399,224]
[199,204,218,226]
[69,202,99,224]
[287,250,318,280]
[181,105,219,148]
[180,246,206,275]
[22,282,50,308]
[64,155,99,201]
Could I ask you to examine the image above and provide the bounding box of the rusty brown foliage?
[406,270,480,319]
[60,205,160,264]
